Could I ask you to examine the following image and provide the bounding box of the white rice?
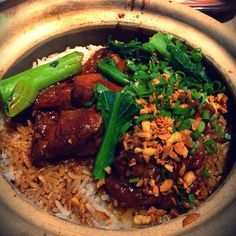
[32,45,104,67]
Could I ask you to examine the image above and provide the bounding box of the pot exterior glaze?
[0,1,236,236]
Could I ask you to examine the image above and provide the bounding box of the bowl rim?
[0,1,236,235]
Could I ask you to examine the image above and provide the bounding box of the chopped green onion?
[158,110,172,117]
[203,168,210,179]
[216,124,223,137]
[129,178,139,183]
[178,118,194,131]
[199,94,207,109]
[189,108,195,116]
[210,114,218,122]
[202,110,211,120]
[189,148,195,155]
[191,130,202,140]
[197,121,205,133]
[203,82,214,95]
[161,167,171,180]
[204,139,218,153]
[134,114,155,124]
[193,141,199,149]
[213,81,225,93]
[189,141,199,155]
[173,107,191,115]
[188,193,195,202]
[191,89,201,100]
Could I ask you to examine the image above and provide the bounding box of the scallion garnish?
[199,94,207,109]
[134,114,155,124]
[202,110,211,120]
[204,139,218,153]
[129,178,139,183]
[210,114,218,121]
[203,168,210,179]
[161,167,171,180]
[178,118,193,131]
[173,107,191,116]
[189,141,199,155]
[216,124,223,137]
[197,121,205,133]
[158,110,172,117]
[191,130,202,140]
[203,82,214,95]
[188,193,195,203]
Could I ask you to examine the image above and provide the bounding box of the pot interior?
[1,26,236,229]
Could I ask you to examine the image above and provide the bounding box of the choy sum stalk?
[93,84,139,179]
[0,52,83,117]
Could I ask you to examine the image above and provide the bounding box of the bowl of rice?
[0,0,236,235]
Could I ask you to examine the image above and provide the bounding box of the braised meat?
[34,80,74,110]
[103,151,173,209]
[114,151,160,181]
[32,106,103,166]
[82,48,108,74]
[74,73,122,105]
[105,176,174,210]
[31,48,123,165]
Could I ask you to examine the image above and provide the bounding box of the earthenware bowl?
[0,0,235,235]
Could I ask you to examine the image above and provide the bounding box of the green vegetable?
[173,107,191,115]
[129,178,139,183]
[198,93,207,109]
[98,57,129,85]
[149,32,172,60]
[210,114,218,122]
[127,81,152,98]
[203,168,210,179]
[161,167,171,180]
[177,118,194,131]
[189,141,199,155]
[191,130,202,140]
[158,109,172,117]
[134,114,155,124]
[191,89,202,100]
[216,124,223,137]
[204,139,218,153]
[202,110,211,120]
[0,52,83,117]
[188,193,195,203]
[191,50,202,63]
[149,32,209,82]
[93,85,139,179]
[213,81,225,93]
[197,121,205,133]
[108,37,154,60]
[203,82,214,95]
[168,44,209,82]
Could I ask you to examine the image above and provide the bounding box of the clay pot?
[0,1,235,235]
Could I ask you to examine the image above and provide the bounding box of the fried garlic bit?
[134,214,152,225]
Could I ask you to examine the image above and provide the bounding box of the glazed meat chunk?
[31,106,103,165]
[34,80,74,110]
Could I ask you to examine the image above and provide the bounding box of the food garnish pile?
[0,33,232,226]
